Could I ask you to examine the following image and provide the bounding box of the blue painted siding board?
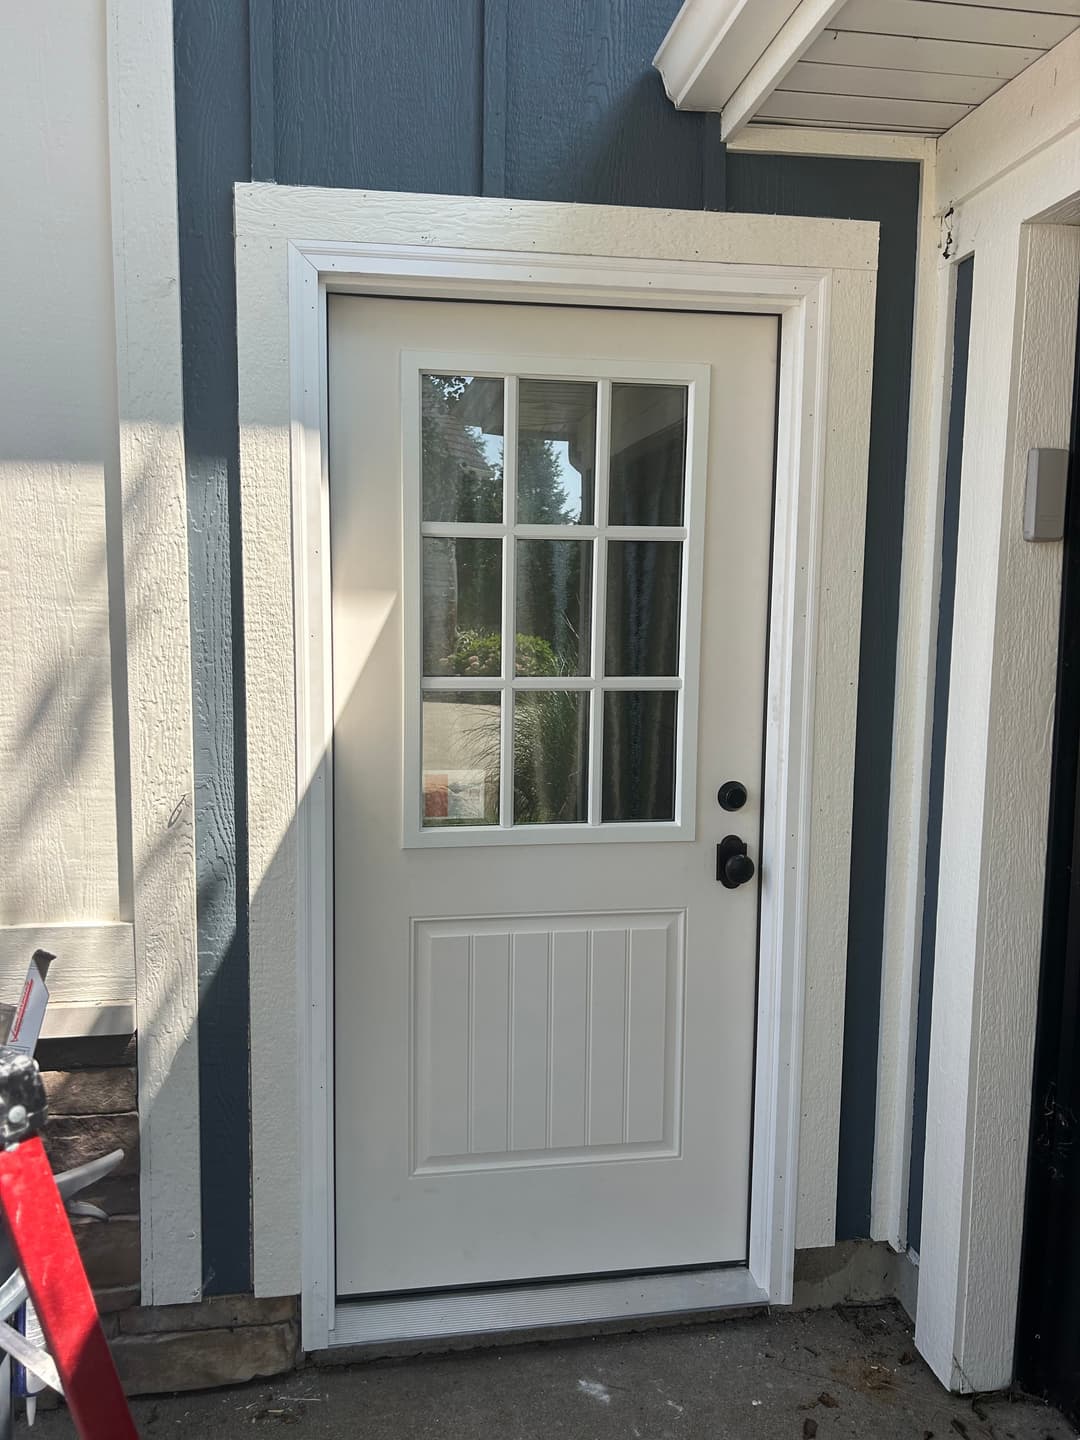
[482,0,509,196]
[250,0,276,182]
[727,155,921,1240]
[174,0,253,1296]
[502,0,713,207]
[273,0,485,193]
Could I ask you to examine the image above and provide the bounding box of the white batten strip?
[105,0,202,1304]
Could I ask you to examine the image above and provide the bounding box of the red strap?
[0,1136,137,1439]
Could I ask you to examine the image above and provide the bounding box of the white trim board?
[105,0,202,1305]
[654,0,804,114]
[872,143,948,1252]
[728,126,935,162]
[936,26,1080,211]
[917,221,1080,1395]
[862,30,1080,1390]
[234,186,877,1351]
[910,187,1080,1392]
[0,923,135,1034]
[730,114,947,1265]
[331,1267,768,1350]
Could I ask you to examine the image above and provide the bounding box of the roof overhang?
[654,0,849,141]
[655,0,1080,143]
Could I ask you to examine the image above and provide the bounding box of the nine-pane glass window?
[416,370,691,834]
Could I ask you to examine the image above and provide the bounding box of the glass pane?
[514,692,589,825]
[422,537,502,677]
[422,691,501,827]
[422,374,504,523]
[517,379,596,524]
[604,541,682,677]
[515,540,592,676]
[602,692,677,823]
[608,384,688,526]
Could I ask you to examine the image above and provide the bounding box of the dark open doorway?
[1015,278,1080,1419]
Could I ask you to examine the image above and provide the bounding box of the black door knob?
[716,834,756,889]
[723,852,756,888]
[717,780,748,811]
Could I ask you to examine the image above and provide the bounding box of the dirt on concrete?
[20,1301,1078,1438]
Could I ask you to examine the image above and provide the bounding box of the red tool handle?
[0,1135,137,1439]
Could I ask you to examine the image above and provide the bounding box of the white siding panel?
[940,0,1080,12]
[837,0,1077,48]
[761,89,973,128]
[0,923,134,1010]
[806,29,1043,76]
[785,60,998,104]
[0,5,121,928]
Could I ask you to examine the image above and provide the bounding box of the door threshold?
[328,1266,769,1348]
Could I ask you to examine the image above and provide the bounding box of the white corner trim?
[105,0,202,1306]
[916,224,1080,1393]
[720,0,851,142]
[728,126,936,163]
[871,148,950,1251]
[235,188,876,1348]
[936,26,1080,211]
[654,0,804,112]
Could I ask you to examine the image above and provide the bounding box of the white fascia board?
[935,25,1080,211]
[654,0,803,112]
[722,0,866,140]
[729,126,935,162]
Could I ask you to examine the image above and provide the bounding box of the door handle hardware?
[716,835,755,889]
[717,781,748,812]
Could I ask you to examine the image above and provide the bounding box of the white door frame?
[234,187,877,1352]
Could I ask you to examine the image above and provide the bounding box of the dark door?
[1015,283,1080,1420]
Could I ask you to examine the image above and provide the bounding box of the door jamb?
[233,190,878,1352]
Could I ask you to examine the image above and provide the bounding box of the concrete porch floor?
[21,1302,1078,1438]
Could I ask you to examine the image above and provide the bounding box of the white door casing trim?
[234,187,877,1350]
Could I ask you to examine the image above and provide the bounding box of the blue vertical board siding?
[502,0,717,208]
[172,1,921,1287]
[727,155,921,1239]
[273,0,484,192]
[908,256,975,1251]
[173,0,253,1294]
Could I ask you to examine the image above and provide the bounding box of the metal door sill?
[328,1265,768,1348]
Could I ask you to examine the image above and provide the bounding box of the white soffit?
[655,0,1080,139]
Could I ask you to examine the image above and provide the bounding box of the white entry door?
[329,295,778,1297]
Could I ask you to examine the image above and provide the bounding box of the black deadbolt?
[717,834,756,889]
[717,780,748,812]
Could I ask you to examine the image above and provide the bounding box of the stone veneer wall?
[35,1035,299,1395]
